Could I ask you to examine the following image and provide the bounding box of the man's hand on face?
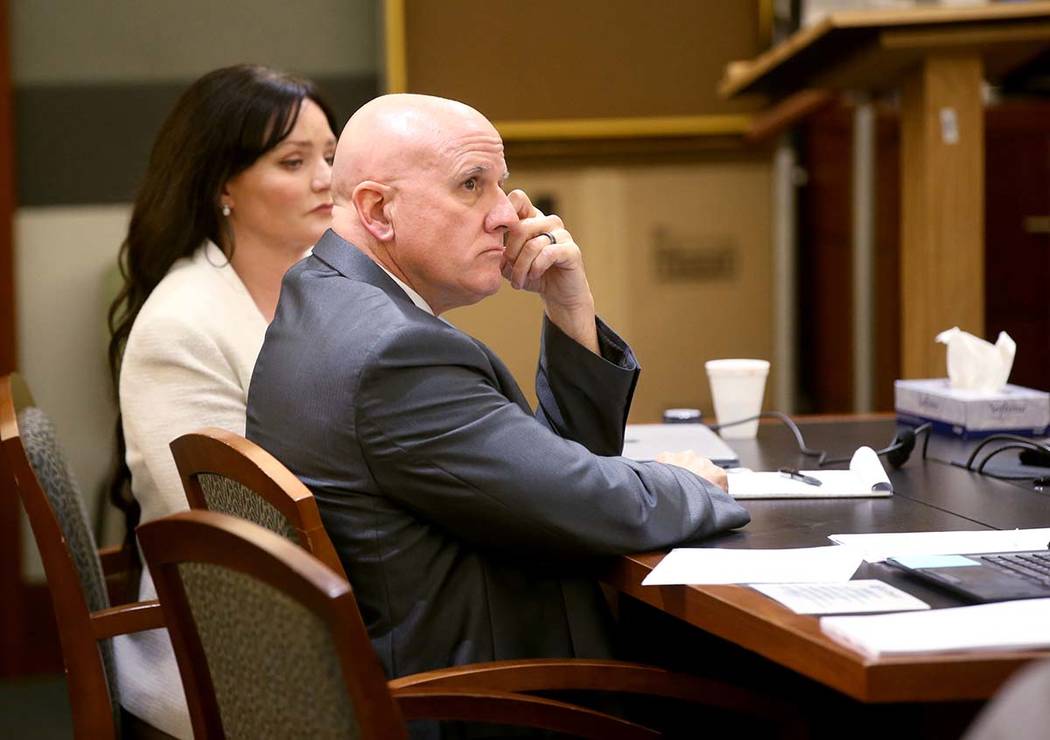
[502,189,599,353]
[655,450,729,493]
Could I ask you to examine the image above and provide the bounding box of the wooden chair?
[170,427,346,579]
[140,509,806,739]
[964,659,1050,740]
[0,373,166,739]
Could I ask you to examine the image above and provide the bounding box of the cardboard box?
[895,379,1050,439]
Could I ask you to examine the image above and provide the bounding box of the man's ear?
[352,181,394,241]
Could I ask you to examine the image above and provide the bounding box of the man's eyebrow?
[457,165,510,182]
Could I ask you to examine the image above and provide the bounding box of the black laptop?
[888,549,1050,603]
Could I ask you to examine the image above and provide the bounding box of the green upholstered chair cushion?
[176,561,359,738]
[197,473,297,541]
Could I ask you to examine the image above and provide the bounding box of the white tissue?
[935,327,1015,392]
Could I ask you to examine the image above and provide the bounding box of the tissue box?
[895,379,1050,439]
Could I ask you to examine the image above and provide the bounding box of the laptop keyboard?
[981,552,1050,585]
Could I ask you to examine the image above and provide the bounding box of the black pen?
[778,467,823,487]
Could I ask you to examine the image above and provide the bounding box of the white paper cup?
[705,359,770,439]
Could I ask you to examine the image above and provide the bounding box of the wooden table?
[601,418,1050,706]
[720,4,1050,379]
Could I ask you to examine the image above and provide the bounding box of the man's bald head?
[328,93,516,314]
[331,94,495,204]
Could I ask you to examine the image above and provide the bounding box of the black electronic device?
[1019,447,1050,468]
[888,549,1050,603]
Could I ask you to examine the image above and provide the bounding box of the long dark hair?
[106,64,338,543]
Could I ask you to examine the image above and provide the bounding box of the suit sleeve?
[533,317,638,457]
[354,321,749,557]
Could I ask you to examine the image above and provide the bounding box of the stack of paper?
[828,528,1050,562]
[727,446,891,499]
[821,598,1050,658]
[641,546,862,586]
[753,581,929,615]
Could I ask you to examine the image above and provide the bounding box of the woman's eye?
[281,159,304,170]
[325,155,335,167]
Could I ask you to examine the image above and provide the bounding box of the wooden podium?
[721,3,1050,379]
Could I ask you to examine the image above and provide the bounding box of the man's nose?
[485,190,518,232]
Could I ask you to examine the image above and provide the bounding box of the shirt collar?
[376,264,434,315]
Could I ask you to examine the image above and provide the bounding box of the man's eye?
[464,177,478,191]
[325,155,335,167]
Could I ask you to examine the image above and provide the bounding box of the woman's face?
[222,98,336,252]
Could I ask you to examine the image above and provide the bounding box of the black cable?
[710,412,1050,482]
[962,434,1050,472]
[975,443,1050,475]
[921,423,933,461]
[710,411,829,466]
[710,414,934,468]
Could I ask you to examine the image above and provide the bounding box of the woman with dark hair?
[108,64,338,738]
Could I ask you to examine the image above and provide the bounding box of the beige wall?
[448,158,774,423]
[15,205,131,578]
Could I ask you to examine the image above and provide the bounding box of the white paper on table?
[727,446,891,499]
[751,580,930,615]
[828,528,1050,563]
[641,546,862,586]
[821,598,1050,659]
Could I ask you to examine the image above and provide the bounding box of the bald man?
[246,94,749,684]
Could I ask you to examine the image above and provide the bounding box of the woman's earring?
[221,204,231,217]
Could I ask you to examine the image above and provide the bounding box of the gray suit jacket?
[246,229,750,679]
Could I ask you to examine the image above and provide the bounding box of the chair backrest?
[964,659,1050,739]
[138,509,406,740]
[170,428,347,580]
[0,373,120,738]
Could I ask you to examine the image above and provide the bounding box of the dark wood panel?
[0,0,12,372]
[797,104,901,413]
[0,0,23,679]
[799,99,1050,413]
[985,103,1050,390]
[17,584,63,675]
[798,110,854,412]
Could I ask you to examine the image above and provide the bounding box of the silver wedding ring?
[539,231,556,245]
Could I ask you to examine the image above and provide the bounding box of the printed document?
[727,446,891,499]
[642,546,862,586]
[828,527,1050,563]
[821,598,1050,658]
[752,580,929,615]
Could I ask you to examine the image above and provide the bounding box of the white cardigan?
[114,242,267,739]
